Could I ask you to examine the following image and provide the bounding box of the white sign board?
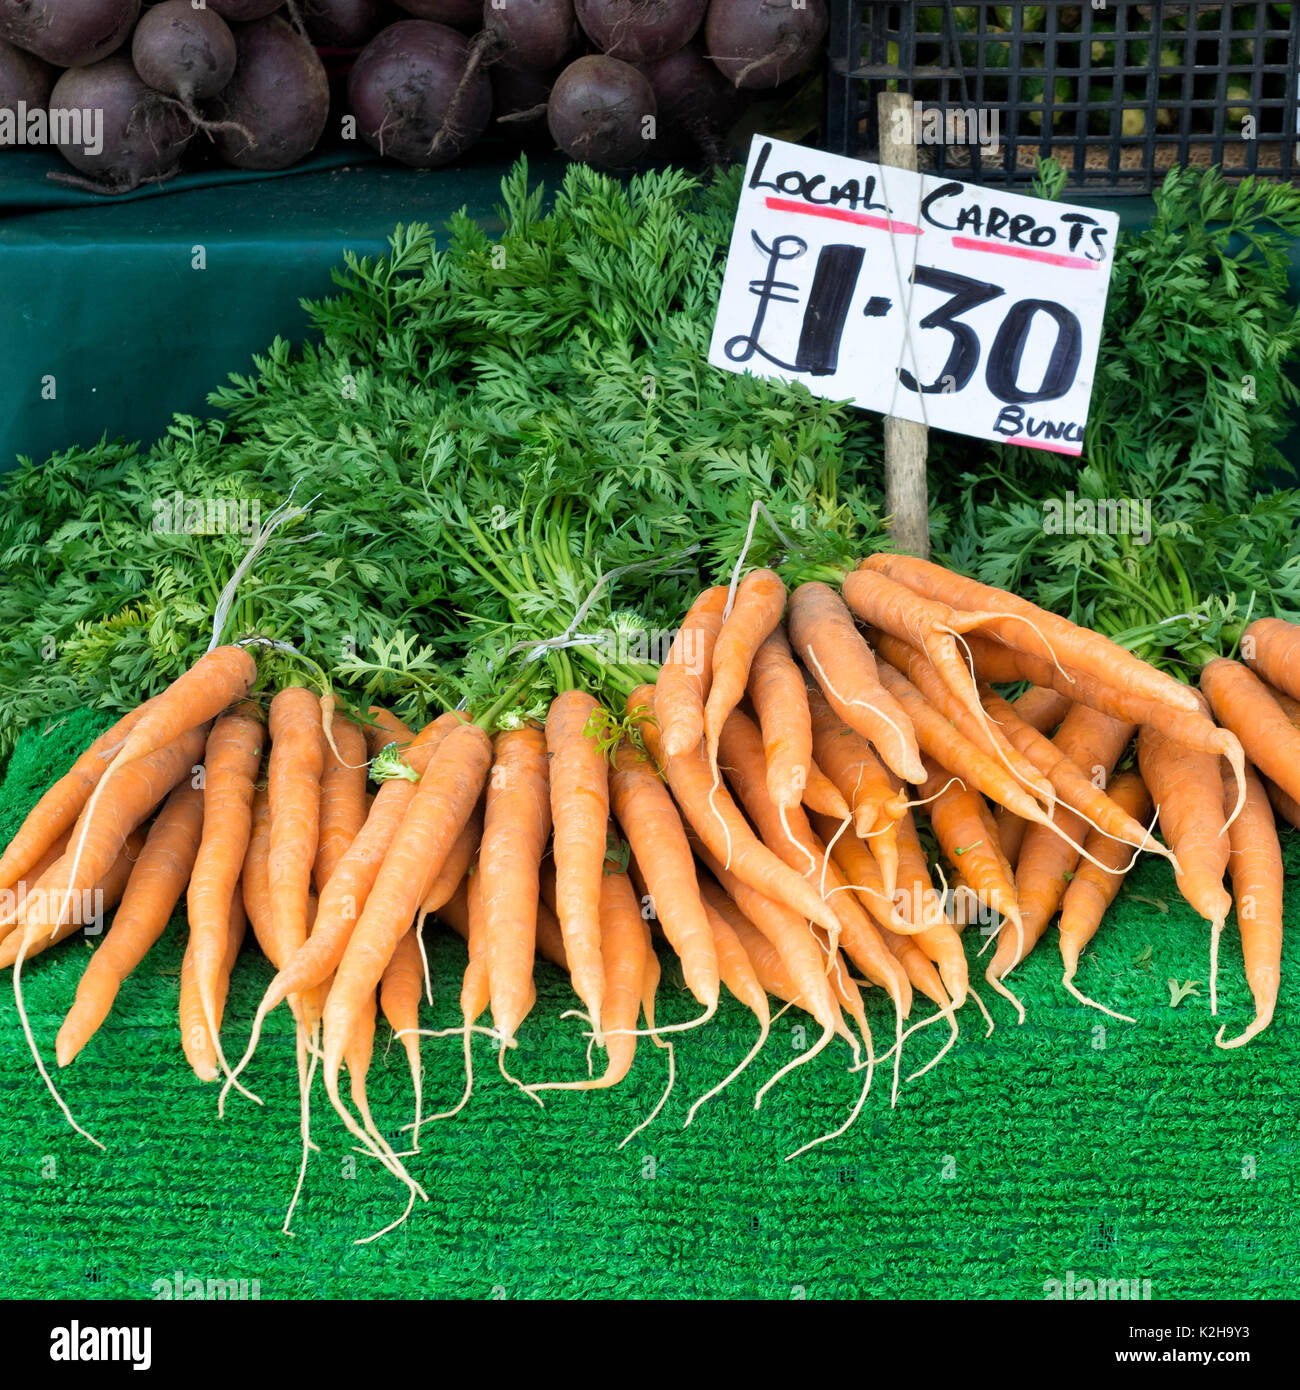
[708,137,1120,456]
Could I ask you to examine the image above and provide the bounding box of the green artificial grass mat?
[1,711,1297,1301]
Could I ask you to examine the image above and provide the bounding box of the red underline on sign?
[1005,436,1083,456]
[951,236,1098,269]
[764,197,923,235]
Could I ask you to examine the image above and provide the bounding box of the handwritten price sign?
[708,137,1120,456]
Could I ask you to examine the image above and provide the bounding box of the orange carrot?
[0,698,155,895]
[788,581,924,782]
[1241,616,1300,703]
[1009,684,1071,734]
[1216,762,1284,1048]
[1263,777,1300,832]
[747,625,814,809]
[978,686,1162,861]
[861,552,1202,715]
[656,585,729,757]
[545,689,610,1041]
[1058,770,1151,1017]
[186,704,265,1073]
[988,704,1136,1008]
[915,758,1019,950]
[607,736,719,1010]
[960,631,1247,822]
[480,724,552,1047]
[1202,657,1300,805]
[704,568,786,768]
[631,687,843,940]
[802,756,852,821]
[381,925,425,1134]
[1261,681,1300,726]
[0,830,143,969]
[0,829,73,944]
[180,883,245,1082]
[873,661,1048,824]
[419,802,483,916]
[364,707,416,757]
[804,677,904,834]
[55,784,205,1066]
[1137,718,1233,1006]
[314,715,368,893]
[266,688,325,988]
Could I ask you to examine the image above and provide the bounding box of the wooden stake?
[877,89,930,560]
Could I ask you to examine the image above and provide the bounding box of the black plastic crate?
[826,1,1300,193]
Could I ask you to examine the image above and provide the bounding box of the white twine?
[208,480,321,652]
[874,161,932,432]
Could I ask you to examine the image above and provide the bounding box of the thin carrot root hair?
[619,1036,676,1150]
[785,1047,874,1162]
[984,963,1027,1025]
[11,940,104,1150]
[600,993,717,1039]
[904,1007,958,1084]
[498,1039,544,1107]
[1209,916,1225,1017]
[754,1016,835,1110]
[1061,971,1137,1024]
[683,1014,771,1127]
[707,761,736,873]
[1215,1009,1276,1050]
[282,1025,319,1237]
[779,800,819,878]
[399,1022,499,1126]
[325,1076,427,1242]
[965,984,996,1037]
[415,912,434,1006]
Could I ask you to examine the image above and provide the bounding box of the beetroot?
[705,0,828,89]
[132,3,238,103]
[575,0,704,62]
[393,0,481,25]
[638,43,740,162]
[206,1,285,21]
[349,19,491,168]
[205,14,330,170]
[0,0,139,67]
[482,0,575,71]
[301,0,394,47]
[0,34,53,123]
[47,54,193,192]
[547,53,654,168]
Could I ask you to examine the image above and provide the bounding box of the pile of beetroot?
[0,0,828,193]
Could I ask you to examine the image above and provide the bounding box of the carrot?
[687,877,773,1122]
[805,678,905,835]
[480,724,552,1048]
[185,703,265,1085]
[535,898,570,973]
[631,686,843,940]
[322,718,492,1181]
[1215,762,1284,1049]
[430,870,493,1122]
[16,725,208,942]
[344,989,379,1135]
[180,882,245,1082]
[117,646,259,769]
[528,863,648,1094]
[861,552,1202,715]
[1009,685,1071,735]
[1057,770,1151,1019]
[801,756,852,821]
[419,803,483,916]
[240,712,467,1049]
[314,715,368,893]
[1263,777,1300,832]
[545,689,610,1042]
[0,830,144,969]
[607,735,719,1011]
[715,707,912,1015]
[1261,681,1300,726]
[987,704,1136,1012]
[915,758,1020,952]
[1202,658,1300,805]
[841,566,994,729]
[1137,719,1233,1011]
[788,581,924,783]
[0,698,155,895]
[364,707,416,757]
[704,568,786,769]
[960,631,1248,824]
[880,925,950,1010]
[978,686,1163,862]
[872,631,1055,805]
[873,661,1048,824]
[743,625,814,815]
[55,784,205,1066]
[1241,616,1300,703]
[0,830,73,943]
[381,925,425,1138]
[655,585,729,758]
[266,688,325,989]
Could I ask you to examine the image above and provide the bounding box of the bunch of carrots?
[1,556,1295,1239]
